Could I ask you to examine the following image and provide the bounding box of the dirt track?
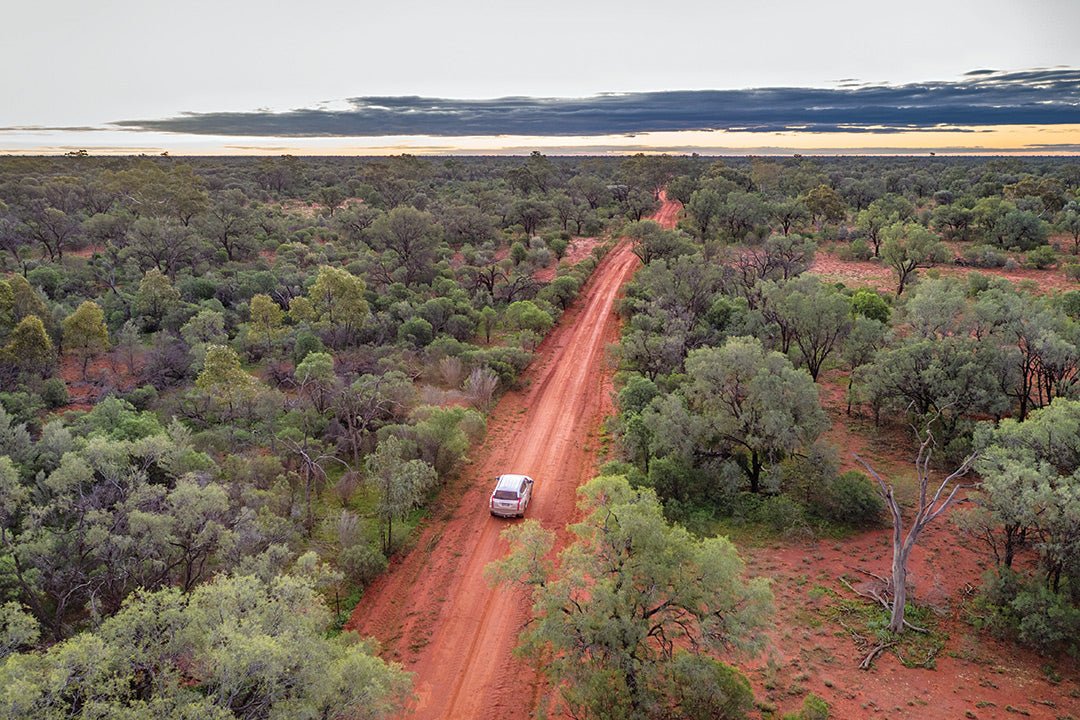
[345,196,680,720]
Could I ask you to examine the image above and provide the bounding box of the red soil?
[66,244,105,259]
[743,370,1080,718]
[344,200,681,720]
[56,352,142,411]
[812,245,1077,295]
[280,196,365,218]
[533,235,606,282]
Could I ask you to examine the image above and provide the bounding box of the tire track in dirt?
[345,195,680,720]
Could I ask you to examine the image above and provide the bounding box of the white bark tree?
[855,430,977,634]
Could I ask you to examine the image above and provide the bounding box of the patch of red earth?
[811,253,895,292]
[66,244,105,259]
[741,370,1080,718]
[743,532,1078,719]
[534,236,605,282]
[279,197,365,219]
[56,352,143,411]
[812,245,1077,295]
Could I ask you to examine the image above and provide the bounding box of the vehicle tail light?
[516,497,522,511]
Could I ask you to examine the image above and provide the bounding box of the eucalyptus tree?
[366,205,443,286]
[488,475,771,720]
[880,221,948,295]
[62,300,109,378]
[0,572,411,720]
[365,435,437,554]
[759,276,853,380]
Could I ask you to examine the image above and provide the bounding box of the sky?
[2,0,1079,155]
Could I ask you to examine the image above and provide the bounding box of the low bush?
[776,450,882,529]
[819,471,884,528]
[40,378,68,408]
[784,693,830,720]
[1025,245,1057,269]
[962,244,1008,268]
[837,239,873,261]
[339,542,388,586]
[753,494,807,533]
[975,569,1080,656]
[667,652,755,720]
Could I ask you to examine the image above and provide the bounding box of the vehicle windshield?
[493,490,518,500]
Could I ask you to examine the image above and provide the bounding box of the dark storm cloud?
[0,125,111,133]
[113,68,1080,137]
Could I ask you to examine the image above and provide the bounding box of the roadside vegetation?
[602,156,1080,716]
[1,152,1079,718]
[0,152,664,718]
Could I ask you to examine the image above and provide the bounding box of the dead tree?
[854,429,977,634]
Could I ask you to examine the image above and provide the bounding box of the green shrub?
[850,289,890,323]
[617,374,660,416]
[27,266,64,299]
[0,392,44,430]
[40,378,68,408]
[339,542,388,586]
[837,239,872,261]
[398,316,434,348]
[1026,245,1057,269]
[1012,583,1080,655]
[648,456,708,506]
[777,449,882,529]
[1063,263,1080,282]
[667,652,754,720]
[820,471,883,528]
[123,384,159,411]
[975,570,1080,656]
[785,693,830,720]
[597,460,647,488]
[292,331,325,365]
[179,275,219,302]
[754,494,807,533]
[462,345,533,386]
[962,244,1008,268]
[549,237,569,259]
[510,241,527,264]
[966,272,991,296]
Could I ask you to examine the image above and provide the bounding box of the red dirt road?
[650,192,681,229]
[346,197,681,719]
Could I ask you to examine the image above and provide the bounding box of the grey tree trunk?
[856,427,977,635]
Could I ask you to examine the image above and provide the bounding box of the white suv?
[489,474,534,518]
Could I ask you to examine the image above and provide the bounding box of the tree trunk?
[748,451,762,494]
[889,543,909,634]
[847,375,856,415]
[385,513,392,556]
[856,433,976,637]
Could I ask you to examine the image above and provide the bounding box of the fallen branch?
[839,576,930,634]
[846,566,890,584]
[835,617,868,646]
[860,642,896,670]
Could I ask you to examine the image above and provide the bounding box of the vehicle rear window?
[494,490,518,500]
